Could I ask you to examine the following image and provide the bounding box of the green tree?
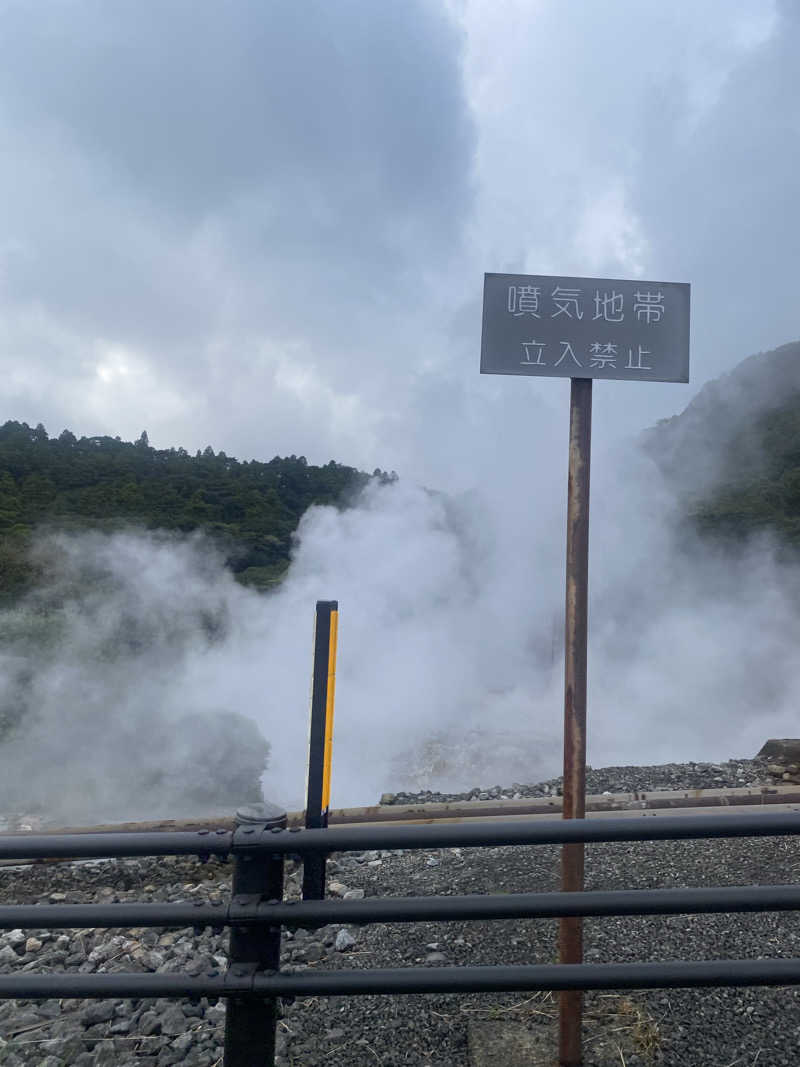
[0,420,383,598]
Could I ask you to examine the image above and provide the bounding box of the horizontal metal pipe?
[256,883,800,926]
[3,792,799,869]
[1,883,800,931]
[0,810,798,863]
[239,810,800,855]
[0,971,232,999]
[8,785,797,840]
[2,957,799,1000]
[0,829,233,861]
[0,901,231,929]
[251,957,800,996]
[320,787,800,825]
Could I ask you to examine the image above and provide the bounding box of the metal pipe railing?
[246,957,800,996]
[2,882,800,930]
[0,829,233,860]
[1,956,799,1001]
[0,809,798,863]
[234,809,800,854]
[0,805,799,1066]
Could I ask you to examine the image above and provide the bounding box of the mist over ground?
[2,370,799,823]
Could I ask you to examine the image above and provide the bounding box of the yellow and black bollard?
[302,600,338,900]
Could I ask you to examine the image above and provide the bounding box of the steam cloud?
[1,397,798,825]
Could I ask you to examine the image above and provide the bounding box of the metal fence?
[1,806,800,1065]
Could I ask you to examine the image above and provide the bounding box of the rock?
[139,1010,162,1036]
[172,1031,195,1053]
[343,888,365,900]
[50,1035,86,1060]
[334,929,356,952]
[80,1000,116,1026]
[327,881,350,898]
[0,945,20,965]
[133,948,165,970]
[159,1003,189,1036]
[206,1004,226,1026]
[303,941,326,962]
[379,793,396,804]
[24,937,42,954]
[758,739,800,762]
[93,1040,119,1067]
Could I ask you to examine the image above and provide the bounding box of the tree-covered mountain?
[643,340,800,546]
[0,420,396,601]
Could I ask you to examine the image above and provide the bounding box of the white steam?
[2,423,799,825]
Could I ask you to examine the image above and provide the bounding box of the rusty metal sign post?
[481,272,690,1066]
[559,376,592,1065]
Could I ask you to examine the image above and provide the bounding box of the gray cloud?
[0,0,474,469]
[1,1,471,227]
[2,1,794,474]
[632,0,800,382]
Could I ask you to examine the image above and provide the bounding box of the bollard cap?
[235,801,287,829]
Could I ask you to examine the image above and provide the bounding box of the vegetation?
[682,394,800,545]
[0,420,396,601]
[640,341,800,551]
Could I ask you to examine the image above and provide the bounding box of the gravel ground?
[0,758,797,1066]
[380,757,772,805]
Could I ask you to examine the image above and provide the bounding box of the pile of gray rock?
[758,738,800,786]
[0,858,231,1065]
[380,755,772,806]
[0,853,410,1066]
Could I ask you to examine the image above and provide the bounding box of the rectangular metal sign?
[481,272,690,383]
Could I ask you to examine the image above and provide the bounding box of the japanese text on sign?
[481,273,689,383]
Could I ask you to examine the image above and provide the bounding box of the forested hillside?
[644,340,800,547]
[0,420,395,601]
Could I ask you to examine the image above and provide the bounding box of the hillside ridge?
[644,339,800,545]
[0,420,395,600]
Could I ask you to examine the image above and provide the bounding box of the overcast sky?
[0,0,796,485]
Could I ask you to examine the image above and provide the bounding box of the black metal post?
[303,600,338,900]
[224,801,287,1067]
